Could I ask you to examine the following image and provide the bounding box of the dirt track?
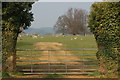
[34,42,81,64]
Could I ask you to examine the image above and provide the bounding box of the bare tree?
[54,8,88,35]
[54,15,67,35]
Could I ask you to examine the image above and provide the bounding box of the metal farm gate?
[16,49,98,75]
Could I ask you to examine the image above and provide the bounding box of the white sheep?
[32,35,38,39]
[74,37,77,40]
[19,35,22,37]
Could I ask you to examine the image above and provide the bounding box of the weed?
[88,70,102,76]
[12,72,25,76]
[2,72,10,77]
[44,74,63,78]
[105,72,111,78]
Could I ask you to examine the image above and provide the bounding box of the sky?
[30,0,103,28]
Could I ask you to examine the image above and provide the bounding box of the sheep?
[19,35,22,37]
[32,35,38,39]
[74,37,78,40]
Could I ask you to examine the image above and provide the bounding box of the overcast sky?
[30,0,103,28]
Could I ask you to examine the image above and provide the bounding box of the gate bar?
[17,64,98,67]
[17,60,97,62]
[23,72,93,75]
[20,69,97,71]
[17,55,96,57]
[17,49,97,51]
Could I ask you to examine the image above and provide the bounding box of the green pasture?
[17,35,97,49]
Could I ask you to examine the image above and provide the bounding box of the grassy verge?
[44,74,63,78]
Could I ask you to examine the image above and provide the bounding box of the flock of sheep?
[18,34,83,40]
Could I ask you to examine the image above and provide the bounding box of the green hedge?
[88,2,120,76]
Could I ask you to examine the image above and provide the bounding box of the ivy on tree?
[88,2,120,76]
[2,2,34,73]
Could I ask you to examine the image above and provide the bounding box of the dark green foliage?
[2,2,34,73]
[2,2,34,32]
[89,2,120,48]
[88,2,120,75]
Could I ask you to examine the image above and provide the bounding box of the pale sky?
[30,0,103,28]
[37,0,103,2]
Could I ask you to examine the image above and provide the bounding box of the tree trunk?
[2,30,18,73]
[73,34,76,35]
[84,33,86,36]
[96,44,119,76]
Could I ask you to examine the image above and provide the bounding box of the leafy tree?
[88,2,120,76]
[54,8,88,35]
[2,2,34,73]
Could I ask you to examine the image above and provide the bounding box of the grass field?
[16,35,98,61]
[17,35,97,49]
[16,35,99,78]
[16,35,98,64]
[15,35,117,78]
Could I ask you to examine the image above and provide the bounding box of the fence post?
[65,50,68,74]
[31,51,33,73]
[48,50,51,73]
